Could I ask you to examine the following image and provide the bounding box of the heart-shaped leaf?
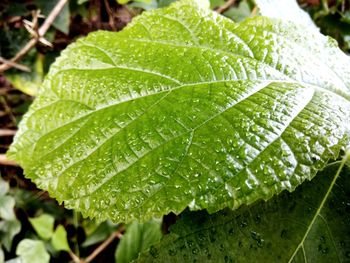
[8,0,350,222]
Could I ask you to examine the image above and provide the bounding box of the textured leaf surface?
[116,219,162,263]
[8,0,350,222]
[137,157,350,262]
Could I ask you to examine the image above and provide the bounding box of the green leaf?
[51,225,70,252]
[29,214,55,240]
[137,155,350,262]
[223,1,251,22]
[118,0,151,5]
[82,221,119,247]
[0,196,16,220]
[255,0,317,29]
[0,179,9,196]
[4,258,22,263]
[16,239,50,263]
[0,220,21,251]
[35,0,70,34]
[116,219,162,263]
[8,0,350,223]
[5,53,44,96]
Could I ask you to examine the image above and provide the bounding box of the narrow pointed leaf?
[7,0,350,222]
[136,158,350,262]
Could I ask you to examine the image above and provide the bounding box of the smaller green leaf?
[29,214,54,240]
[128,0,158,10]
[118,0,151,5]
[16,239,49,263]
[223,1,251,22]
[77,0,89,4]
[35,0,70,34]
[0,219,21,251]
[4,258,22,263]
[0,179,9,196]
[82,221,119,247]
[115,219,162,263]
[209,0,225,9]
[51,225,70,252]
[0,196,16,220]
[5,53,44,96]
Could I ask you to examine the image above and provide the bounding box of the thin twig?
[0,129,17,137]
[216,0,236,14]
[0,97,17,125]
[251,5,258,16]
[0,57,30,72]
[0,0,68,73]
[0,154,17,166]
[104,0,117,31]
[83,229,124,263]
[69,251,82,263]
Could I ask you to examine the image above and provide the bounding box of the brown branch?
[0,129,17,137]
[69,251,82,263]
[0,154,17,166]
[0,0,68,73]
[83,229,124,263]
[216,0,236,14]
[0,57,30,72]
[104,0,117,31]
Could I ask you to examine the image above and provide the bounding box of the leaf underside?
[8,0,350,222]
[137,163,350,262]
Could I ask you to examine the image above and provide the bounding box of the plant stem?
[0,0,68,73]
[216,0,236,14]
[0,154,17,166]
[83,229,124,263]
[0,129,16,137]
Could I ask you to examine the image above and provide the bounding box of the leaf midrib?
[287,151,350,263]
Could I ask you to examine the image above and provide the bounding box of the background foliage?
[0,0,349,262]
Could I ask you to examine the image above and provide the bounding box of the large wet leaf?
[137,155,350,262]
[7,0,350,222]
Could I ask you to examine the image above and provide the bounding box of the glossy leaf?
[8,0,350,223]
[137,155,350,262]
[116,219,162,263]
[16,239,50,263]
[51,225,70,252]
[29,214,54,240]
